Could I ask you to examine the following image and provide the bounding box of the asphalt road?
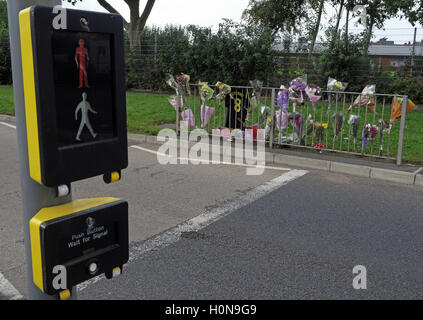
[1,120,422,300]
[79,170,423,300]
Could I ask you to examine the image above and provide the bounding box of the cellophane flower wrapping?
[277,86,290,113]
[305,86,322,110]
[289,113,304,142]
[290,75,308,93]
[347,115,361,149]
[276,110,288,131]
[378,120,390,154]
[249,80,263,117]
[327,77,348,92]
[166,74,183,96]
[177,74,191,96]
[168,95,184,111]
[361,123,379,153]
[391,97,416,124]
[199,83,215,128]
[215,82,231,101]
[181,108,196,128]
[250,80,263,98]
[289,88,304,112]
[332,113,345,137]
[200,105,215,128]
[348,84,376,113]
[199,82,215,104]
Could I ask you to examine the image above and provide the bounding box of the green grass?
[1,85,423,164]
[0,86,15,115]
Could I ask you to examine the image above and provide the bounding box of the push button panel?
[30,198,129,295]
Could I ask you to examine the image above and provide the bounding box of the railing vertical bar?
[371,95,377,155]
[363,94,368,154]
[340,93,346,151]
[396,96,408,166]
[380,96,386,156]
[270,88,275,148]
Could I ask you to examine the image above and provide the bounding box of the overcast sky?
[63,0,423,44]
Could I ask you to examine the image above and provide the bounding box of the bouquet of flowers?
[288,113,304,144]
[331,113,345,147]
[290,74,308,94]
[289,87,304,113]
[327,77,348,92]
[378,120,391,156]
[347,84,376,113]
[391,96,416,124]
[199,82,215,128]
[166,74,195,127]
[277,85,290,113]
[199,82,214,103]
[264,117,273,139]
[362,123,379,153]
[249,80,263,111]
[289,75,307,112]
[312,122,328,151]
[305,86,322,110]
[215,81,231,101]
[276,109,289,132]
[260,105,273,137]
[347,115,361,151]
[177,73,191,96]
[166,74,183,96]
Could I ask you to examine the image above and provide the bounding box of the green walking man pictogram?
[75,92,97,141]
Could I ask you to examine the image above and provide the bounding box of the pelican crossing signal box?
[30,199,129,296]
[19,6,128,187]
[19,6,129,299]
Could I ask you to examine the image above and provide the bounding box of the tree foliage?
[126,21,277,90]
[64,0,156,52]
[316,31,372,92]
[0,0,11,84]
[242,0,308,34]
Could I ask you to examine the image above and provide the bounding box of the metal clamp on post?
[56,184,71,198]
[59,289,71,301]
[103,171,121,184]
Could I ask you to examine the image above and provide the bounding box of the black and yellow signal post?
[8,0,129,300]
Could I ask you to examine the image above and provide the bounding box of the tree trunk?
[364,16,375,55]
[345,7,349,52]
[308,0,325,64]
[97,0,156,53]
[331,0,344,48]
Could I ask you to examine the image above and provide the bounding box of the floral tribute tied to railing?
[165,73,415,162]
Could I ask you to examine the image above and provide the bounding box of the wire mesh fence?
[172,84,408,164]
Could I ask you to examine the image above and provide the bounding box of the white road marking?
[0,123,291,173]
[0,271,24,300]
[77,169,308,291]
[0,122,16,129]
[0,120,300,292]
[130,145,292,172]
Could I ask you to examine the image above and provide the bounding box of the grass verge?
[1,85,422,165]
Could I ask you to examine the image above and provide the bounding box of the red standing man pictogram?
[75,39,90,88]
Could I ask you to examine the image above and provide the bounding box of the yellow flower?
[322,123,328,129]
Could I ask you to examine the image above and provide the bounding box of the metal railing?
[173,84,408,165]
